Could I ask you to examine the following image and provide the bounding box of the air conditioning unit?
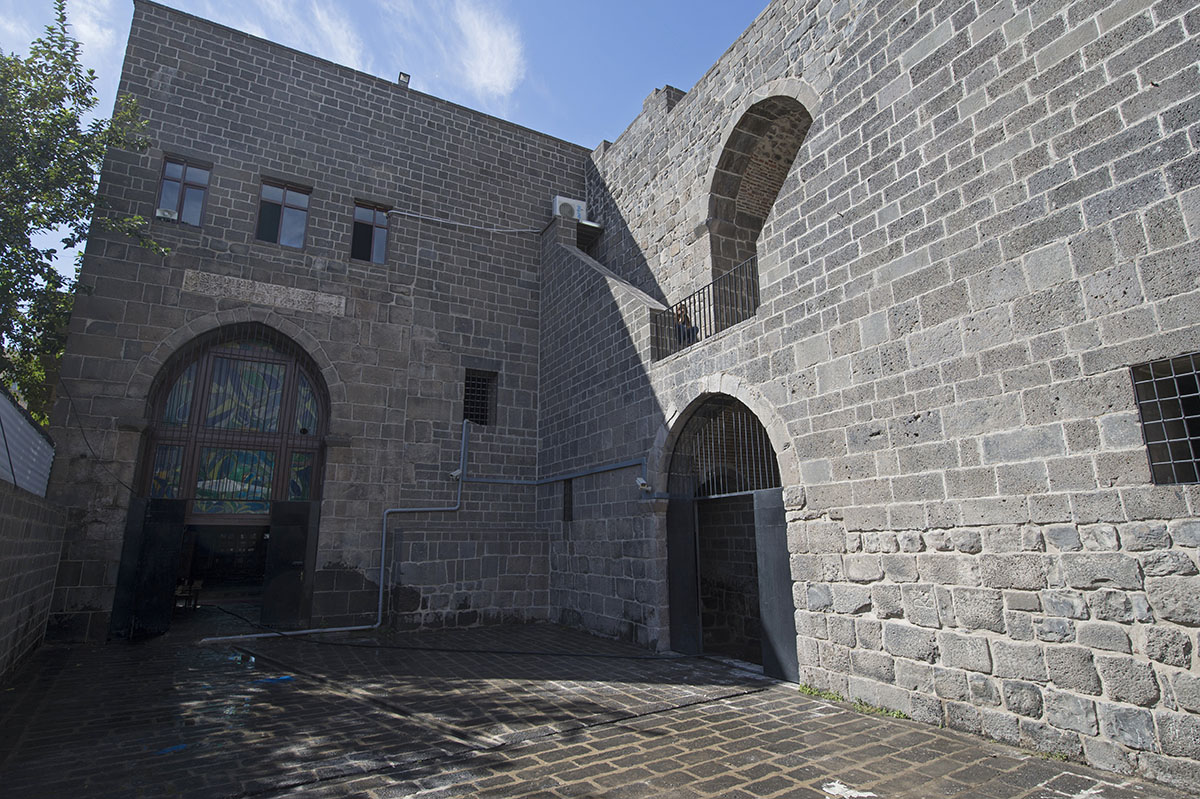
[155,208,178,221]
[552,195,587,222]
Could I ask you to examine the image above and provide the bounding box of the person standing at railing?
[675,305,698,345]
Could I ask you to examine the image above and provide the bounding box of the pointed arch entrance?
[111,324,328,638]
[665,395,797,681]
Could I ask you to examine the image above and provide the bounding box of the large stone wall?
[47,0,589,640]
[0,479,64,680]
[543,0,1200,788]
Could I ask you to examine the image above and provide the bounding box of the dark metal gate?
[667,397,797,681]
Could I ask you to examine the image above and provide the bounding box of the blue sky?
[2,0,767,147]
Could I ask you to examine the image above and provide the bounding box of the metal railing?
[652,256,760,360]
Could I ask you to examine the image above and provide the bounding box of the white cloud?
[450,0,525,102]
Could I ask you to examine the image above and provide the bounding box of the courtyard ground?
[0,608,1189,798]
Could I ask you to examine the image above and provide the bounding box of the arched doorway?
[111,324,328,638]
[665,395,797,681]
[708,95,812,279]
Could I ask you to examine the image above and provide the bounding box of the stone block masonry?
[0,479,64,677]
[550,0,1200,790]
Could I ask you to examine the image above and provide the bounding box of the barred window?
[1132,352,1200,484]
[463,369,497,426]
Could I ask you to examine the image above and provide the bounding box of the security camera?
[635,477,651,492]
[450,468,462,480]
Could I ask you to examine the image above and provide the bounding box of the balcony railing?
[651,256,759,360]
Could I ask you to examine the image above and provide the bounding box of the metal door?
[262,501,316,628]
[754,488,798,682]
[666,492,701,655]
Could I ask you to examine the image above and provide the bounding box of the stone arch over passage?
[708,95,813,280]
[112,323,330,638]
[665,394,797,682]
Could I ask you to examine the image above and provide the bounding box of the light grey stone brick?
[1003,680,1045,718]
[850,648,896,684]
[934,666,970,701]
[1173,671,1200,714]
[1078,622,1133,653]
[1061,553,1144,590]
[1119,521,1171,551]
[992,640,1047,681]
[969,673,1000,706]
[1079,523,1120,550]
[807,583,833,612]
[844,554,883,583]
[981,553,1049,589]
[1046,689,1098,735]
[871,584,903,619]
[1169,520,1200,547]
[1045,523,1082,551]
[895,658,932,692]
[1144,626,1193,668]
[1099,703,1156,750]
[883,622,939,663]
[881,554,919,583]
[832,584,873,615]
[1095,654,1161,706]
[902,584,943,629]
[1042,589,1089,619]
[1155,711,1200,759]
[1046,645,1103,695]
[1005,590,1042,612]
[1035,617,1076,643]
[953,587,1006,632]
[1141,550,1199,577]
[1145,576,1200,625]
[1088,589,1135,622]
[940,630,994,674]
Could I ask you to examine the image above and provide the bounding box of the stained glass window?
[144,326,325,518]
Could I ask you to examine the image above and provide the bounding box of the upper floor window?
[351,204,389,263]
[1133,352,1200,484]
[256,182,309,248]
[157,157,209,226]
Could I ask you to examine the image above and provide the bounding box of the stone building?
[44,0,1200,788]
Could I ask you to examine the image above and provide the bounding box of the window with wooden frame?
[157,157,210,226]
[256,181,310,248]
[351,204,389,263]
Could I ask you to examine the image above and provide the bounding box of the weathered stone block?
[1146,576,1200,626]
[1078,622,1132,653]
[953,587,1006,632]
[844,554,883,583]
[902,584,942,629]
[1174,671,1200,714]
[946,701,982,734]
[895,658,932,692]
[1141,550,1199,577]
[951,528,982,554]
[1118,521,1170,551]
[1018,718,1082,759]
[934,666,970,701]
[1144,626,1192,668]
[1156,711,1200,759]
[1087,589,1134,622]
[1079,524,1119,550]
[807,583,833,612]
[856,618,882,650]
[883,622,939,662]
[939,630,993,674]
[1061,553,1143,590]
[917,553,981,585]
[871,584,903,619]
[992,640,1047,681]
[1095,654,1160,706]
[1005,590,1041,612]
[1099,703,1155,750]
[968,673,1000,706]
[1042,589,1089,619]
[1169,520,1200,547]
[832,584,872,614]
[981,553,1049,589]
[1045,523,1081,552]
[828,615,857,647]
[850,648,896,684]
[1046,689,1098,735]
[882,554,919,583]
[1035,617,1075,643]
[1046,645,1103,695]
[1003,680,1044,718]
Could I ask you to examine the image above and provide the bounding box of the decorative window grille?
[463,369,497,426]
[1132,352,1200,484]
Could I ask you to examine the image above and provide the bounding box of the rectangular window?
[463,369,497,426]
[1132,352,1200,484]
[351,204,389,263]
[157,157,210,226]
[256,181,310,248]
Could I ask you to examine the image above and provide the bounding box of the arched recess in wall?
[708,95,813,281]
[112,323,330,639]
[664,394,798,683]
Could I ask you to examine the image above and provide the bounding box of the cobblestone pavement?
[0,608,1190,798]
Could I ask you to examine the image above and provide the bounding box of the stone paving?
[0,608,1191,798]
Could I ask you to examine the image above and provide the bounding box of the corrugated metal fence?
[0,390,54,497]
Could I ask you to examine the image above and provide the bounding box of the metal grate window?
[668,397,780,498]
[1132,352,1200,484]
[463,369,497,426]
